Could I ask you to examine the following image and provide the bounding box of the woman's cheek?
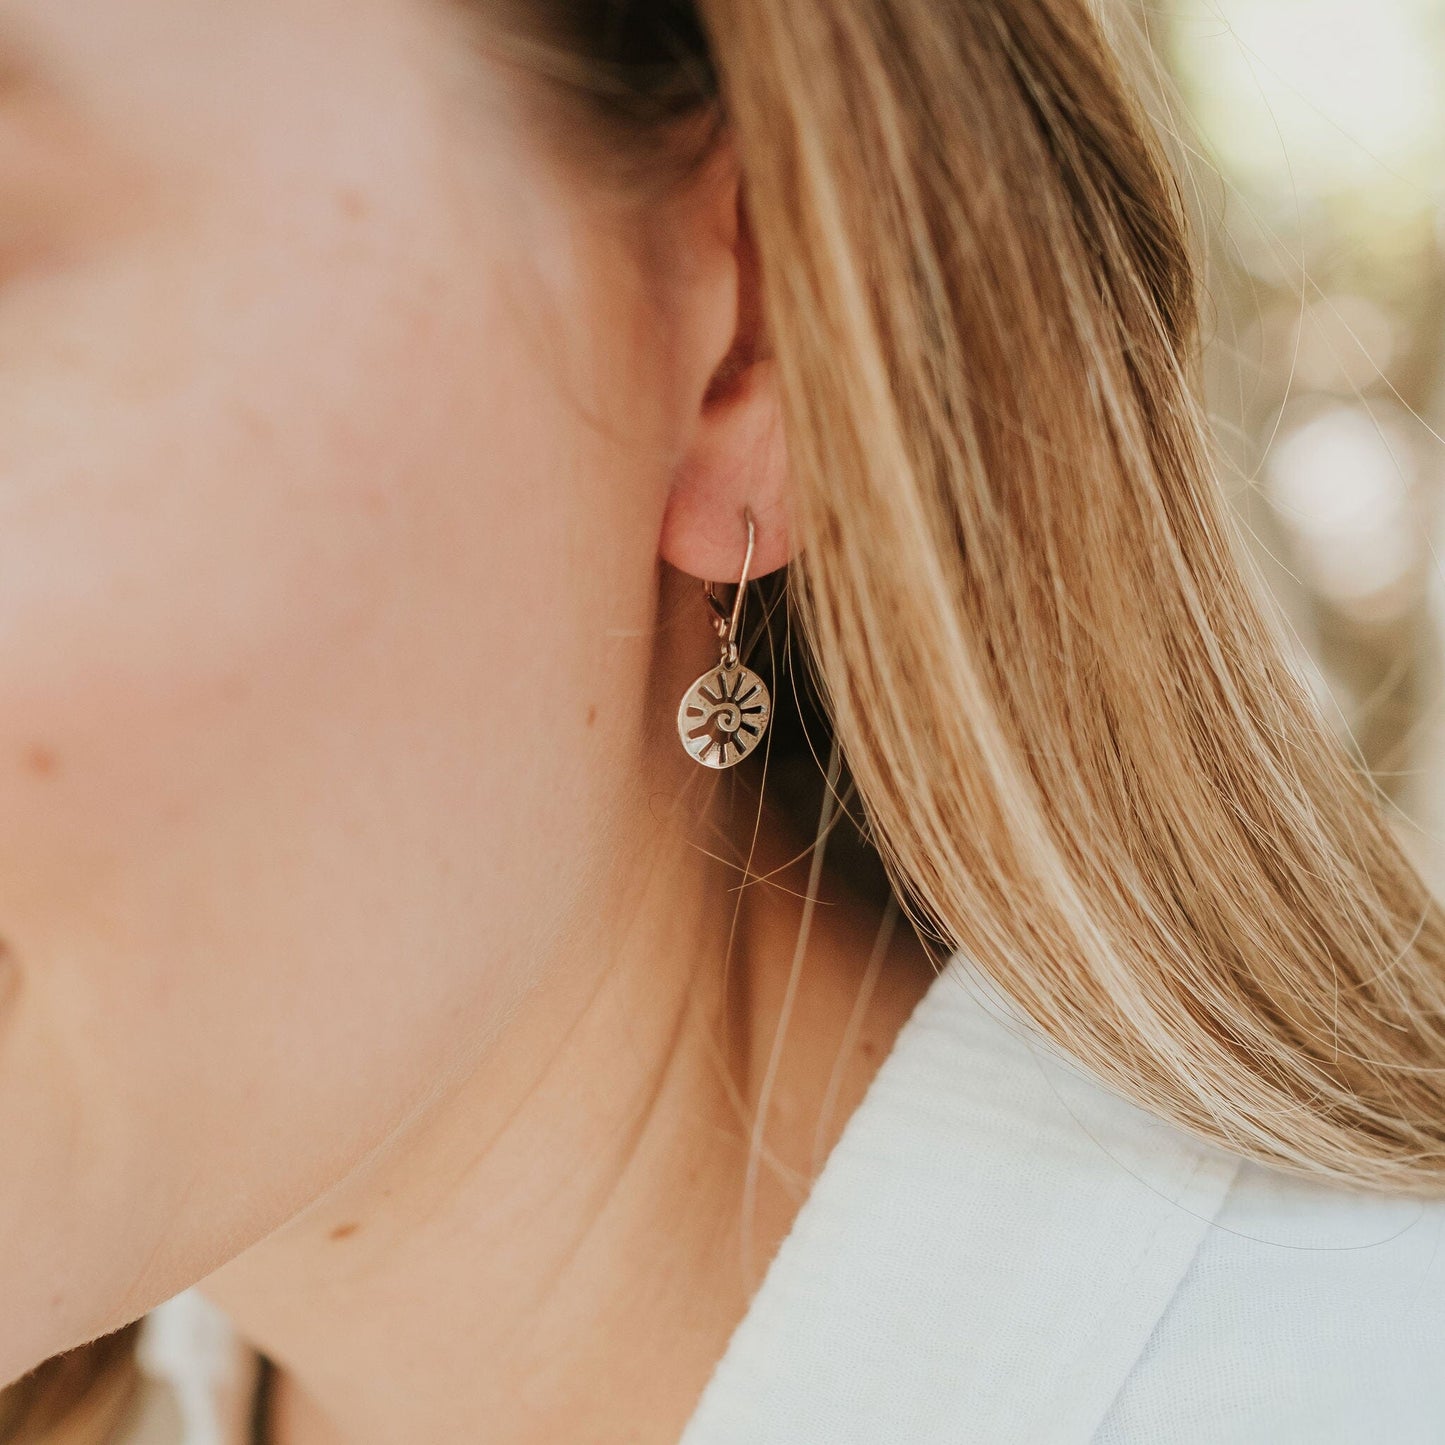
[0,258,453,919]
[0,4,598,908]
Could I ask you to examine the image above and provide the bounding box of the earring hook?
[703,505,756,670]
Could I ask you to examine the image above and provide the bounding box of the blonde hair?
[8,0,1445,1437]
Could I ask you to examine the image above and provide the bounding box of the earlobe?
[659,189,792,584]
[659,353,791,583]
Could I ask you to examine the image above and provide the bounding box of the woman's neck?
[200,797,936,1445]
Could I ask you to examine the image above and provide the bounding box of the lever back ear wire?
[702,504,757,669]
[677,505,772,769]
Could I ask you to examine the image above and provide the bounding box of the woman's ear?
[657,147,791,584]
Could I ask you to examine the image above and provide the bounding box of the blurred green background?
[1156,0,1445,886]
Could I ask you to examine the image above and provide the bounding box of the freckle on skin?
[329,1222,360,1241]
[586,705,598,727]
[23,744,59,777]
[337,186,369,221]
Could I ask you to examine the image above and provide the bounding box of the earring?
[676,505,772,769]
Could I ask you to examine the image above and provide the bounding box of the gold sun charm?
[676,663,771,769]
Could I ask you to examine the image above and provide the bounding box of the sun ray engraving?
[676,663,772,769]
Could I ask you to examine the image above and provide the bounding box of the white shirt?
[116,945,1445,1444]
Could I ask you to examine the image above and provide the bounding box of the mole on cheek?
[22,743,59,777]
[586,705,598,727]
[329,1221,361,1241]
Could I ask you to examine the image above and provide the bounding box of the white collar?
[134,947,1243,1444]
[132,1286,261,1445]
[676,950,1244,1443]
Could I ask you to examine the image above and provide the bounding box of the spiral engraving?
[676,663,771,769]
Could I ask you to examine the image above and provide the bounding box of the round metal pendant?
[677,662,771,769]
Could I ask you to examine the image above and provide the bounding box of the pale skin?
[0,3,937,1442]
